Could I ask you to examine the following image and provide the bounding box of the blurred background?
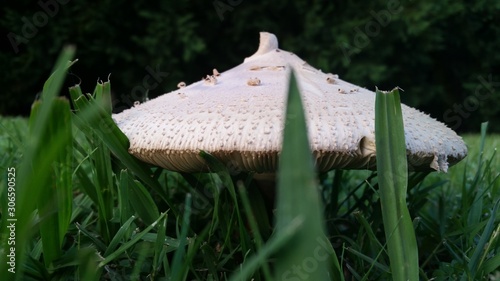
[1,0,499,132]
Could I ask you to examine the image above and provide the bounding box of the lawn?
[0,51,498,281]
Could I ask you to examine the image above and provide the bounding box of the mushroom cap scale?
[113,32,467,173]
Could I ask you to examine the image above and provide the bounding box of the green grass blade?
[98,212,167,267]
[29,97,73,267]
[481,241,500,274]
[477,122,488,165]
[152,213,168,279]
[77,248,100,281]
[69,85,171,209]
[274,70,343,280]
[375,87,419,281]
[353,211,385,257]
[170,194,192,281]
[70,83,116,242]
[229,217,304,281]
[236,182,272,279]
[199,151,249,253]
[104,215,137,257]
[128,178,160,226]
[462,199,500,280]
[91,83,116,241]
[118,170,134,224]
[0,47,75,280]
[75,223,108,252]
[344,247,390,273]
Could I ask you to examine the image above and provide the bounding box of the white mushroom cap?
[112,32,467,173]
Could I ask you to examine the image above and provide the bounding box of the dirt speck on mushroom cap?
[112,32,467,173]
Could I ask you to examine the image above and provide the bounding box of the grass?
[0,49,499,280]
[374,87,418,280]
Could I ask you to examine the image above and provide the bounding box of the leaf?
[69,84,172,212]
[98,212,167,267]
[128,177,160,226]
[170,194,192,281]
[273,70,343,280]
[229,217,304,281]
[30,97,73,267]
[375,87,419,281]
[462,199,500,280]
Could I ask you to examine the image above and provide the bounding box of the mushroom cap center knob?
[253,32,279,56]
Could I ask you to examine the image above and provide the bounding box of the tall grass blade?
[118,170,134,224]
[0,46,75,280]
[461,199,500,280]
[29,97,73,267]
[199,151,249,253]
[229,217,303,281]
[236,182,272,280]
[170,194,192,281]
[71,82,117,242]
[375,87,419,281]
[152,212,168,279]
[128,178,160,225]
[69,84,171,209]
[103,215,137,257]
[98,212,166,267]
[274,70,343,280]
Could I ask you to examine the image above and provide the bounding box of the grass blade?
[170,194,192,281]
[128,178,160,226]
[462,199,500,280]
[274,70,343,280]
[375,87,419,281]
[69,84,172,210]
[118,170,134,224]
[0,46,75,280]
[229,217,304,281]
[98,212,167,267]
[29,97,73,267]
[152,212,168,278]
[236,182,272,279]
[199,151,249,253]
[103,215,137,257]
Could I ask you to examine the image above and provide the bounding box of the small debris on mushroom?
[247,77,261,86]
[133,101,140,107]
[177,82,186,88]
[269,66,285,71]
[213,68,220,77]
[326,74,339,84]
[204,75,217,85]
[249,65,285,71]
[302,62,317,72]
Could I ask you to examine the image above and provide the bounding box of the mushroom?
[112,32,467,182]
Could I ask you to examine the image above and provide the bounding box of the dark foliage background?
[1,0,499,132]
